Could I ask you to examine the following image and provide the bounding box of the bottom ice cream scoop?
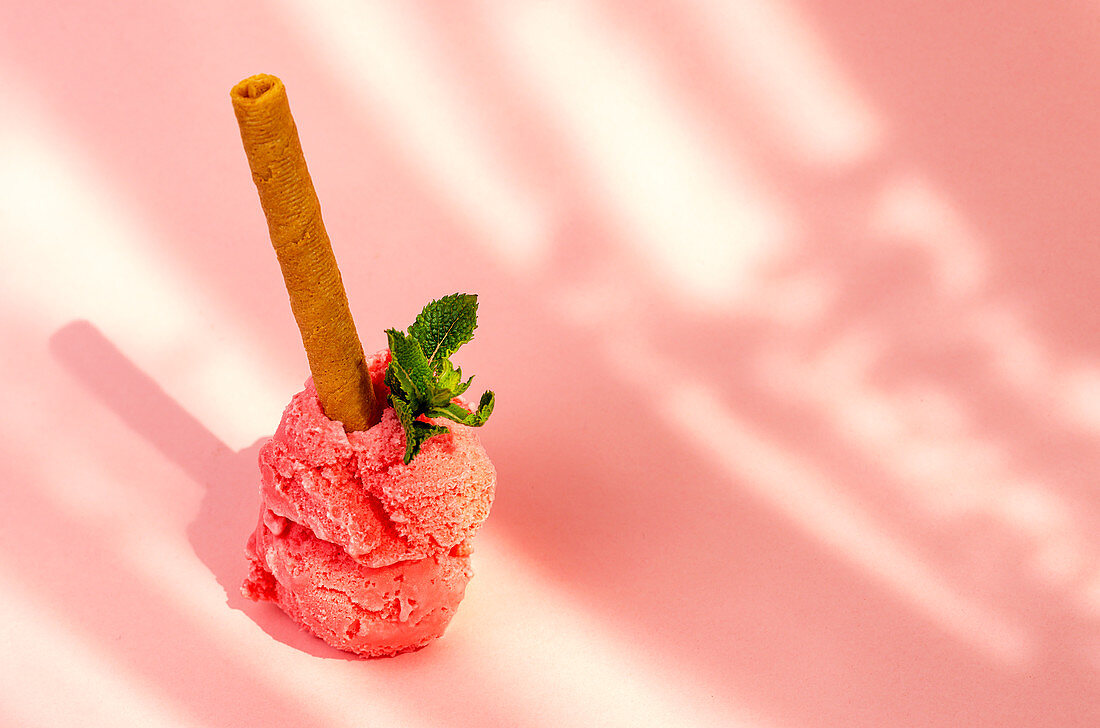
[243,509,473,657]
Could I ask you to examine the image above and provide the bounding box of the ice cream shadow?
[49,320,357,660]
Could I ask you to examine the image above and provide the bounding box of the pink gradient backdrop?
[1,1,1098,726]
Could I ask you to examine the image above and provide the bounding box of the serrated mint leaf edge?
[408,293,478,370]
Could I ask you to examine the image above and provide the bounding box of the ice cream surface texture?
[243,350,496,657]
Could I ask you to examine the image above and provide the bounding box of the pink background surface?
[1,1,1098,726]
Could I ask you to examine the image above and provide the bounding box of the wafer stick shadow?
[49,319,355,660]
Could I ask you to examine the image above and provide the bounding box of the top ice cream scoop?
[258,351,496,568]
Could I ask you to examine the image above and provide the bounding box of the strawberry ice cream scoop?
[258,351,495,567]
[243,350,495,656]
[243,509,473,657]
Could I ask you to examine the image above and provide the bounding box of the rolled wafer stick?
[231,74,380,431]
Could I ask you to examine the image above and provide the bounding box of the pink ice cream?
[243,350,495,657]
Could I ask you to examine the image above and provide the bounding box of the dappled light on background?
[613,335,1032,666]
[485,0,791,309]
[1,0,1098,726]
[0,565,206,728]
[274,0,551,271]
[683,0,882,167]
[461,532,766,728]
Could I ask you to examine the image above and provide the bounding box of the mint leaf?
[436,360,473,397]
[431,391,494,427]
[408,293,478,371]
[452,375,473,398]
[385,328,433,406]
[474,390,494,420]
[393,397,450,463]
[392,395,415,435]
[385,294,496,463]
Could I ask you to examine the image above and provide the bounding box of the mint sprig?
[384,294,495,463]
